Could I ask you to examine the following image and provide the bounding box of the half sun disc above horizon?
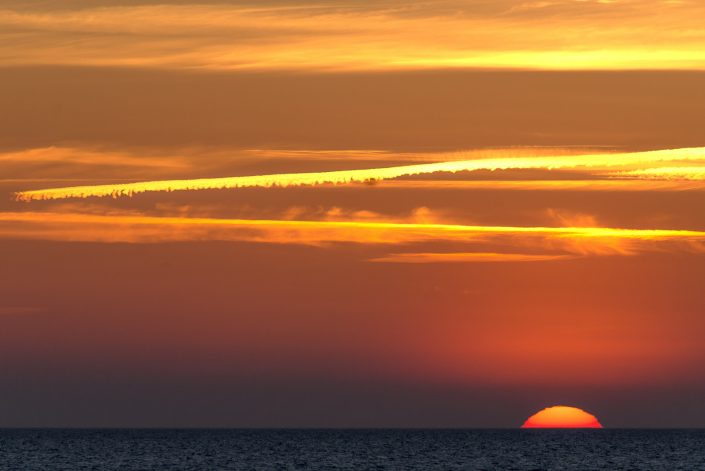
[522,406,603,428]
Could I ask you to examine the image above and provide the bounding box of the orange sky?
[3,1,705,70]
[1,0,705,427]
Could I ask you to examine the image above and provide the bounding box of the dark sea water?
[1,429,704,470]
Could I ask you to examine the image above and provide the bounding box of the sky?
[2,0,705,427]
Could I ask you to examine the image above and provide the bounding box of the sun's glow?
[522,406,603,428]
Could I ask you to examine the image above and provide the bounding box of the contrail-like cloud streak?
[1,212,704,260]
[612,167,705,181]
[369,252,576,263]
[15,147,705,201]
[377,179,705,192]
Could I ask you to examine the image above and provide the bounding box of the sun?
[522,406,603,428]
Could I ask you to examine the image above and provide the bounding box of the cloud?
[369,252,575,263]
[0,146,187,168]
[15,147,705,201]
[0,146,191,182]
[1,1,705,70]
[1,211,704,260]
[377,179,705,192]
[611,167,705,181]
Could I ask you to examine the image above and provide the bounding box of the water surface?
[1,429,702,470]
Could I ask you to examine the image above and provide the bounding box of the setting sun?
[522,406,603,429]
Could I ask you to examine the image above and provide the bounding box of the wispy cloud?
[0,146,191,183]
[377,179,705,192]
[611,167,705,181]
[1,1,705,70]
[369,252,575,263]
[1,211,703,260]
[15,147,705,201]
[0,146,187,168]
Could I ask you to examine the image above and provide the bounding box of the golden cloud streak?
[369,252,576,263]
[377,179,705,192]
[0,146,187,169]
[15,147,705,201]
[1,212,704,259]
[2,2,705,70]
[612,167,705,181]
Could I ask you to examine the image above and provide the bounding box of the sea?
[1,429,703,470]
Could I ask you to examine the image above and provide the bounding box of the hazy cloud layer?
[2,1,705,70]
[2,211,704,263]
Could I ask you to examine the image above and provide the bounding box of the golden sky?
[3,0,705,70]
[1,0,705,427]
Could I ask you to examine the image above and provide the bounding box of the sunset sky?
[2,0,705,428]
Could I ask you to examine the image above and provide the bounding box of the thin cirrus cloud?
[377,179,705,192]
[368,252,577,263]
[0,147,188,169]
[1,1,705,70]
[0,146,564,181]
[14,147,705,201]
[0,146,190,183]
[1,211,704,261]
[611,167,705,181]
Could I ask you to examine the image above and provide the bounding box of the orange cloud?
[0,146,186,168]
[611,167,705,181]
[0,146,191,183]
[2,2,705,70]
[15,147,705,201]
[369,252,575,263]
[377,179,705,192]
[1,211,703,260]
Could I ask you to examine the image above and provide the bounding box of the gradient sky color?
[2,0,705,428]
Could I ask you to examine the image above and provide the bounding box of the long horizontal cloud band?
[15,147,705,201]
[3,2,705,70]
[1,212,704,261]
